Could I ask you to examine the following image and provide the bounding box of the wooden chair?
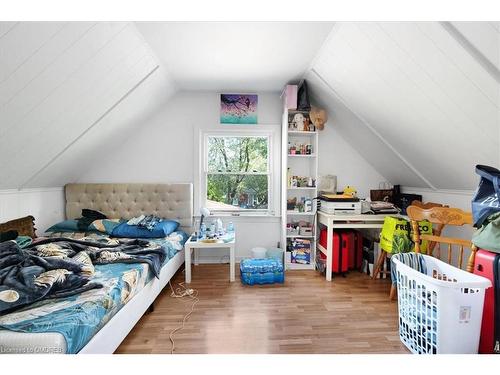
[406,205,477,273]
[410,200,448,256]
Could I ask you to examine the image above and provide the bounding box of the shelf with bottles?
[287,171,316,189]
[286,195,315,214]
[288,176,316,189]
[287,141,314,156]
[286,220,314,237]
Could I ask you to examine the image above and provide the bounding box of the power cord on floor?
[168,277,199,354]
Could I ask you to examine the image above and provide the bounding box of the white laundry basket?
[393,253,491,354]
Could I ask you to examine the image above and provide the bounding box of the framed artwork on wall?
[220,94,258,124]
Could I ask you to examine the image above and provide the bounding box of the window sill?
[194,213,280,219]
[194,212,281,221]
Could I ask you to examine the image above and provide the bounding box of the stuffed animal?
[292,113,307,131]
[343,186,357,198]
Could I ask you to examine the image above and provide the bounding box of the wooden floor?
[116,264,408,354]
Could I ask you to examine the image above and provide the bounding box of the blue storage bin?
[240,258,284,285]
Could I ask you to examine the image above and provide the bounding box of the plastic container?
[251,247,267,259]
[240,258,284,285]
[266,248,284,261]
[393,253,491,354]
[240,258,283,273]
[241,271,284,285]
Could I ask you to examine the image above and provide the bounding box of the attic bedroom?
[1,0,500,366]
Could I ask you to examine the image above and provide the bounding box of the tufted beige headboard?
[65,183,193,230]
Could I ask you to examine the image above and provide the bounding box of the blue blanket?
[0,231,187,353]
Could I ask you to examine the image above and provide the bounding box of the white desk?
[184,235,236,283]
[317,212,400,281]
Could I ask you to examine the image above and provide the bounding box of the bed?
[0,183,193,354]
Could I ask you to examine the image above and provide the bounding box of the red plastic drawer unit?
[473,249,498,354]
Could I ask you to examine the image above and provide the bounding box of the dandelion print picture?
[220,94,258,124]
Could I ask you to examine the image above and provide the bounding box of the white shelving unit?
[280,102,319,271]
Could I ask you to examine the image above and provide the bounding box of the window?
[202,133,272,213]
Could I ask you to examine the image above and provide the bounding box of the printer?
[319,194,364,215]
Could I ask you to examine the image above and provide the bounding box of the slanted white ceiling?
[135,22,334,91]
[0,21,498,192]
[308,22,500,190]
[0,22,174,189]
[26,67,176,188]
[306,71,431,188]
[449,22,500,72]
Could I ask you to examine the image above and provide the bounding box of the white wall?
[80,91,385,261]
[0,188,65,234]
[318,120,387,199]
[78,91,282,261]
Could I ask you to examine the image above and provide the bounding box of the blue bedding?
[0,231,187,353]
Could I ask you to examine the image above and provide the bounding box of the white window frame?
[196,127,279,217]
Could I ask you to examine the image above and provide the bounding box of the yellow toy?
[343,186,357,198]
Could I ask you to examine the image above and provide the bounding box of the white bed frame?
[63,183,194,354]
[79,249,185,353]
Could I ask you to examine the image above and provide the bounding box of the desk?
[185,235,236,283]
[317,212,401,281]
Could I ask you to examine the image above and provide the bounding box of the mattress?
[0,231,187,354]
[0,330,66,354]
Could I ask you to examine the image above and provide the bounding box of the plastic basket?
[393,253,491,354]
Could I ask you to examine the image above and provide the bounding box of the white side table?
[184,234,236,283]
